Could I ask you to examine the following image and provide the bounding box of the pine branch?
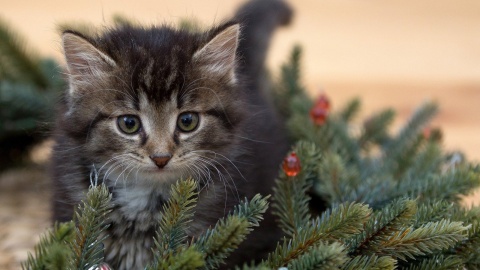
[359,108,395,148]
[403,255,463,270]
[194,195,269,269]
[152,179,198,262]
[22,222,75,270]
[341,255,396,270]
[146,246,205,270]
[413,200,454,228]
[315,202,371,242]
[315,152,356,204]
[195,215,251,269]
[69,184,112,270]
[392,135,425,178]
[350,198,417,255]
[273,167,312,236]
[0,81,51,134]
[231,193,270,227]
[454,220,480,267]
[286,242,348,270]
[403,141,443,180]
[338,98,361,123]
[373,220,467,261]
[266,202,370,268]
[396,166,480,204]
[274,45,311,118]
[383,102,438,169]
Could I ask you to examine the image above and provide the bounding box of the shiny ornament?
[309,105,328,126]
[282,152,301,177]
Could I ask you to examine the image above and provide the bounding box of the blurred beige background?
[1,0,479,268]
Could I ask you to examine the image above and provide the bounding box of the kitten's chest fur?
[103,184,166,270]
[103,178,230,269]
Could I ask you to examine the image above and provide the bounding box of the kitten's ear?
[62,32,116,91]
[193,24,240,83]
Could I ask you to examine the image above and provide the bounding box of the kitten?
[51,0,292,269]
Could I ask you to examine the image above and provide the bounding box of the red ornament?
[309,105,328,125]
[282,152,301,177]
[315,93,331,110]
[422,127,431,139]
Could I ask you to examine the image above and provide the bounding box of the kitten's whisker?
[195,155,239,202]
[233,135,272,144]
[55,145,85,153]
[102,158,129,185]
[96,154,131,175]
[195,155,240,201]
[194,162,215,196]
[191,149,247,182]
[180,75,211,99]
[115,160,135,185]
[124,163,140,183]
[190,161,210,186]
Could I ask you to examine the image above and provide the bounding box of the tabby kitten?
[52,0,292,269]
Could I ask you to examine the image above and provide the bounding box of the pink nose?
[150,154,172,169]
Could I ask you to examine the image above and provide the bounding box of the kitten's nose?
[150,154,172,169]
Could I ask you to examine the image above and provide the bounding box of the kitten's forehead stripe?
[143,60,154,89]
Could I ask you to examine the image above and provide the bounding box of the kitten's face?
[62,24,244,187]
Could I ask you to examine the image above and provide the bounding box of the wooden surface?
[1,0,479,268]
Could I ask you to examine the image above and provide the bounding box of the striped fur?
[52,1,292,269]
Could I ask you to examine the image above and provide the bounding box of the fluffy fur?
[51,0,292,269]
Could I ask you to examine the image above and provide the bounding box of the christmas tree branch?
[403,255,463,270]
[195,216,251,269]
[152,178,198,260]
[194,195,269,269]
[22,222,75,270]
[341,255,396,270]
[266,202,370,268]
[69,184,112,270]
[375,220,467,261]
[359,108,395,148]
[286,242,348,270]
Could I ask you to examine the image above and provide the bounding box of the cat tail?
[234,0,293,92]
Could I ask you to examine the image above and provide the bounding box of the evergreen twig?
[69,184,112,270]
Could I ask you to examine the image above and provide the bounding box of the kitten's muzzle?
[150,154,172,169]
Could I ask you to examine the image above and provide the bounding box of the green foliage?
[267,46,480,269]
[0,17,64,168]
[22,41,480,269]
[22,222,75,270]
[69,184,112,270]
[153,178,198,260]
[342,255,396,270]
[287,242,348,270]
[195,216,251,269]
[194,194,269,269]
[265,202,370,268]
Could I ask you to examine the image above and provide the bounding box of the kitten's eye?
[117,115,142,134]
[177,112,199,132]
